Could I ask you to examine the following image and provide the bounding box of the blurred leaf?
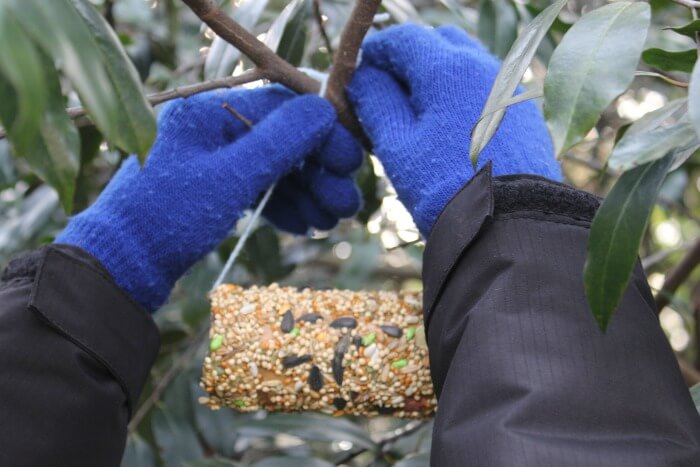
[642,48,697,74]
[251,458,333,467]
[584,153,674,331]
[688,60,700,141]
[121,434,158,467]
[691,383,700,414]
[240,413,375,450]
[608,102,697,172]
[242,224,295,282]
[8,0,155,159]
[184,459,238,467]
[665,19,700,39]
[0,140,15,190]
[0,5,46,148]
[659,169,689,202]
[0,57,80,212]
[356,155,380,224]
[544,2,651,156]
[264,0,307,54]
[394,453,430,467]
[204,0,269,79]
[0,185,60,254]
[470,0,567,166]
[478,0,517,59]
[276,0,311,66]
[382,0,423,24]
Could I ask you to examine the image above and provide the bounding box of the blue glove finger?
[264,182,309,235]
[298,162,361,218]
[219,94,336,199]
[314,124,363,175]
[347,64,417,147]
[435,25,485,50]
[296,189,338,231]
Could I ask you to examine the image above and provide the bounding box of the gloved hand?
[347,24,562,237]
[57,86,362,311]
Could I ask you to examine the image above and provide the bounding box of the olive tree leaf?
[477,0,518,59]
[642,48,697,74]
[0,57,80,212]
[691,383,700,415]
[0,5,46,148]
[8,0,155,159]
[264,0,308,54]
[382,0,423,24]
[664,19,700,40]
[544,2,651,156]
[469,0,567,167]
[204,0,269,80]
[688,60,700,141]
[250,458,333,467]
[276,0,312,66]
[608,99,695,171]
[584,153,674,331]
[121,435,158,467]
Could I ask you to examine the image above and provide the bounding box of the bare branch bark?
[0,69,264,140]
[325,0,381,139]
[181,0,320,95]
[655,238,700,312]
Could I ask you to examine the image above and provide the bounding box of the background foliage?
[1,0,700,465]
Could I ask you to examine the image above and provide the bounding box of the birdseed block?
[200,283,437,418]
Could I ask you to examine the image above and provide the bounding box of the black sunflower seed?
[350,391,359,400]
[298,312,323,323]
[333,397,347,410]
[308,365,323,391]
[281,354,312,368]
[330,317,358,329]
[377,406,396,415]
[380,325,403,338]
[332,354,344,386]
[352,336,362,348]
[280,310,295,333]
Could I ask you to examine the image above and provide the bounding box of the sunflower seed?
[280,310,295,333]
[377,406,395,414]
[352,335,363,348]
[298,312,323,323]
[332,354,345,386]
[363,343,377,358]
[335,333,351,355]
[308,365,323,391]
[281,354,312,368]
[333,397,347,410]
[330,317,358,329]
[380,325,403,338]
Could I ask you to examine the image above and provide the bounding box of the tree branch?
[0,69,264,140]
[655,238,700,312]
[313,0,334,55]
[325,0,381,139]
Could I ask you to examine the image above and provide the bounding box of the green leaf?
[665,19,700,40]
[121,435,158,467]
[0,56,80,212]
[478,0,518,59]
[251,458,333,467]
[69,0,156,159]
[184,459,238,467]
[0,5,47,148]
[241,225,294,282]
[276,0,311,66]
[691,383,700,414]
[8,0,154,158]
[382,0,423,24]
[470,0,567,166]
[544,2,651,156]
[264,0,307,54]
[642,48,697,74]
[584,153,674,331]
[204,0,269,79]
[394,453,431,467]
[688,60,700,141]
[608,100,696,171]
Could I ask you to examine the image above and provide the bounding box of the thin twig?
[635,71,689,88]
[0,69,263,140]
[334,420,430,465]
[313,0,334,55]
[222,102,254,128]
[325,0,381,139]
[655,238,700,312]
[127,326,208,434]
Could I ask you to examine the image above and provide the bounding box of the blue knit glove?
[57,86,362,311]
[347,24,561,236]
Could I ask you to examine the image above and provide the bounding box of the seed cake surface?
[200,284,436,418]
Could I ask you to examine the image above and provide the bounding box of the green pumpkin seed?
[405,327,416,341]
[209,334,223,351]
[233,399,246,407]
[391,359,408,369]
[361,332,376,346]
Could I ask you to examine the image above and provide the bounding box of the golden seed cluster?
[200,283,436,418]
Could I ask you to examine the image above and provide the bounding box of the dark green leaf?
[121,434,158,467]
[470,0,567,165]
[584,153,674,331]
[0,5,47,148]
[0,140,15,190]
[544,2,651,155]
[689,60,700,141]
[204,0,269,79]
[382,0,423,24]
[691,383,700,414]
[356,155,380,224]
[642,48,697,74]
[478,0,518,59]
[0,56,80,212]
[394,453,430,467]
[184,459,238,467]
[665,20,700,40]
[276,0,311,66]
[241,225,294,282]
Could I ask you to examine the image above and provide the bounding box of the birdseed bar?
[200,283,436,418]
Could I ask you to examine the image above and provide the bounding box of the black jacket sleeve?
[0,244,160,467]
[424,165,700,466]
